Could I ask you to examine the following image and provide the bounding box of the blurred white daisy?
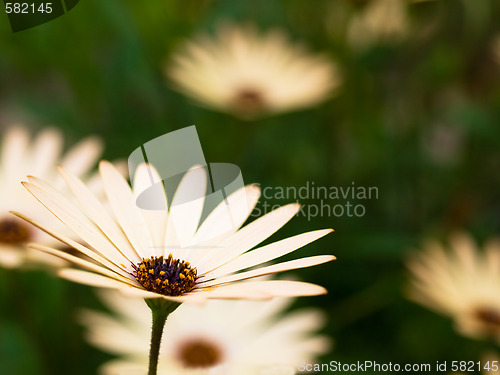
[491,34,500,66]
[347,0,409,50]
[14,162,334,303]
[80,290,331,375]
[167,24,341,119]
[0,126,104,268]
[407,233,500,343]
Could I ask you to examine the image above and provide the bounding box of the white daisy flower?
[167,24,341,119]
[80,290,331,375]
[14,161,335,303]
[407,233,500,343]
[347,0,409,50]
[0,126,104,268]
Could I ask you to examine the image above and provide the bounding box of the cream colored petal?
[30,128,63,178]
[0,245,23,268]
[24,248,68,268]
[100,161,153,258]
[117,287,163,300]
[58,167,140,263]
[21,182,131,268]
[61,136,103,177]
[1,126,29,182]
[196,203,301,272]
[118,286,199,304]
[85,159,128,196]
[200,255,334,287]
[200,280,328,299]
[265,309,327,335]
[164,165,207,252]
[95,289,150,323]
[80,310,150,355]
[197,284,273,300]
[28,243,137,286]
[11,211,131,278]
[58,268,127,289]
[194,185,261,243]
[27,175,75,206]
[132,163,168,255]
[100,360,148,375]
[204,229,333,279]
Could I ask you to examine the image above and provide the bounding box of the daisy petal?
[196,203,301,272]
[29,243,136,285]
[132,163,168,254]
[0,245,23,268]
[1,127,29,182]
[21,181,131,268]
[164,165,207,252]
[61,136,103,177]
[31,129,63,178]
[58,268,127,289]
[200,255,335,287]
[11,211,132,278]
[100,161,153,258]
[201,280,328,299]
[58,166,140,263]
[205,229,333,278]
[194,185,261,243]
[118,286,200,304]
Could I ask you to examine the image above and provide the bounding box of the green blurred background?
[2,0,500,373]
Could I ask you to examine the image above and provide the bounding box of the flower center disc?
[233,88,266,117]
[178,339,223,369]
[475,307,500,328]
[0,218,31,244]
[132,255,197,296]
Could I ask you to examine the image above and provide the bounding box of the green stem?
[145,299,181,375]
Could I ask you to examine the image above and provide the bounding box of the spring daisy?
[80,290,331,375]
[0,126,104,268]
[347,0,409,50]
[166,24,341,119]
[407,233,500,343]
[15,161,334,374]
[15,161,334,302]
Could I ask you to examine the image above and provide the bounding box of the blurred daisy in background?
[491,34,500,66]
[167,24,341,120]
[14,162,334,302]
[407,233,500,343]
[347,0,409,51]
[0,126,105,268]
[80,290,331,374]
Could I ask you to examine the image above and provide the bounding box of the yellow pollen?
[132,255,198,297]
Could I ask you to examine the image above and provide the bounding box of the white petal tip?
[98,160,114,170]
